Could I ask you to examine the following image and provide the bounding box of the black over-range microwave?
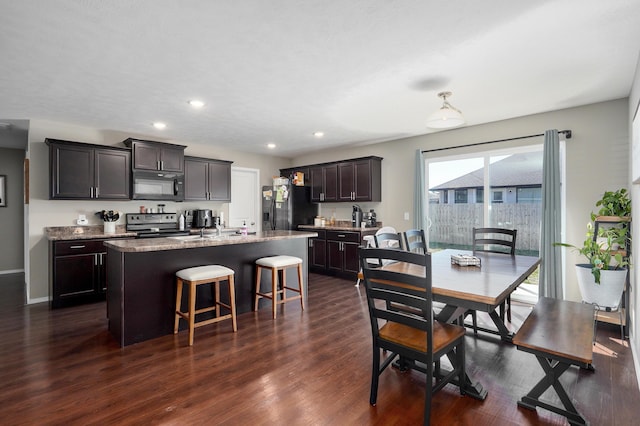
[131,170,184,201]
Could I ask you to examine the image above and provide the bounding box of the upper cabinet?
[284,156,382,203]
[338,157,382,202]
[184,156,233,201]
[47,139,131,200]
[310,164,338,202]
[123,138,186,173]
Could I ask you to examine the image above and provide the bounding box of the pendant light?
[426,91,465,129]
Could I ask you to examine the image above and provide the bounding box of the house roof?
[431,152,542,190]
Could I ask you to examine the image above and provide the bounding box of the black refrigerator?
[262,184,318,230]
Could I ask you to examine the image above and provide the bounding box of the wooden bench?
[512,297,595,426]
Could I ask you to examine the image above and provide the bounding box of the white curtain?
[539,129,563,299]
[414,149,426,231]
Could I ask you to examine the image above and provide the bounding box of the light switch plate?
[404,212,410,220]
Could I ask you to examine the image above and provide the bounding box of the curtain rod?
[421,129,572,154]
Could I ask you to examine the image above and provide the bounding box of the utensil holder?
[104,222,116,234]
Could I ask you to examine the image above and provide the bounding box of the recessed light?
[313,131,324,138]
[188,100,205,108]
[153,122,167,130]
[267,143,276,149]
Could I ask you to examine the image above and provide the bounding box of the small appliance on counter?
[365,209,377,227]
[352,205,363,228]
[193,209,213,229]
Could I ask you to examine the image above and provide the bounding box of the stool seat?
[255,255,302,268]
[176,265,235,281]
[254,255,304,319]
[174,264,237,346]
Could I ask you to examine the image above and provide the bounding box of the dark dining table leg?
[437,304,514,342]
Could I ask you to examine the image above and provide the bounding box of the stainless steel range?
[125,213,190,238]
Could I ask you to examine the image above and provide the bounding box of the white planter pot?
[575,264,626,309]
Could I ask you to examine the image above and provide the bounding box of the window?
[455,189,468,203]
[426,148,543,255]
[517,186,542,203]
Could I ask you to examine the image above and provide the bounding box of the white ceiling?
[1,1,639,157]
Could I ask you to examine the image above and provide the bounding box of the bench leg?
[517,355,587,425]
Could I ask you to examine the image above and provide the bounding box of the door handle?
[70,245,86,249]
[95,187,99,198]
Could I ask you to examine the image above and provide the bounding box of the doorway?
[229,167,260,233]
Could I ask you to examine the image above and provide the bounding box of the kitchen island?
[104,230,317,347]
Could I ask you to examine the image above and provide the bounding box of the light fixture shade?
[426,91,465,129]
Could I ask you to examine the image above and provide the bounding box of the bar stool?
[174,265,237,346]
[254,255,304,319]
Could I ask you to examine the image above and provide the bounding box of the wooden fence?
[428,203,541,254]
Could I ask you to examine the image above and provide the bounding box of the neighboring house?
[430,153,542,204]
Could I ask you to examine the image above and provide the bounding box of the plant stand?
[590,216,630,339]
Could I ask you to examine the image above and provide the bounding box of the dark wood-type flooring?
[0,272,638,425]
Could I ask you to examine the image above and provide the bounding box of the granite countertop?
[45,225,136,241]
[104,230,318,253]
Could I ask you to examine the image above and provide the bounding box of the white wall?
[293,99,629,303]
[26,120,289,303]
[629,53,640,387]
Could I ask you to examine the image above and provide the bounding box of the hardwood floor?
[1,273,638,425]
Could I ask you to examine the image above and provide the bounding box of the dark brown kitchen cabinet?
[50,239,109,308]
[124,138,186,173]
[310,164,337,202]
[308,230,327,272]
[327,231,361,275]
[338,157,382,202]
[47,139,131,200]
[184,156,233,201]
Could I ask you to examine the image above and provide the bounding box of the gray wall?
[293,99,630,303]
[25,119,290,303]
[0,147,25,272]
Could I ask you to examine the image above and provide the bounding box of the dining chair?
[465,227,518,333]
[403,229,427,253]
[358,247,467,425]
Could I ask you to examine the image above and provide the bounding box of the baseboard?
[0,269,24,275]
[632,330,640,391]
[27,296,49,305]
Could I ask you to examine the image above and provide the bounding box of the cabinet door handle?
[157,160,161,170]
[337,234,345,238]
[160,160,164,170]
[309,240,313,248]
[69,245,86,249]
[95,187,99,198]
[90,187,94,198]
[94,254,98,266]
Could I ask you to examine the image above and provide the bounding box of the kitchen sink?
[168,234,244,241]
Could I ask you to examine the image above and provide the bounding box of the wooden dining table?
[366,249,540,400]
[379,249,541,342]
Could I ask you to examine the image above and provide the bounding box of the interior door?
[229,167,260,232]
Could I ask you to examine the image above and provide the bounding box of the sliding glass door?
[426,146,543,256]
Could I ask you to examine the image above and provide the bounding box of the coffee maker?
[352,205,363,228]
[365,209,377,227]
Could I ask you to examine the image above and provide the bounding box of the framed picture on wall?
[0,175,6,207]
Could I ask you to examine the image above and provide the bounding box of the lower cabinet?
[50,239,109,308]
[308,230,327,271]
[307,228,376,279]
[327,231,361,275]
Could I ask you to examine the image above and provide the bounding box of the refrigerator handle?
[270,198,276,230]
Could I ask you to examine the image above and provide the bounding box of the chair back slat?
[359,247,433,352]
[403,229,427,254]
[472,227,517,255]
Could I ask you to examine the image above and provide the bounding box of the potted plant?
[554,189,630,308]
